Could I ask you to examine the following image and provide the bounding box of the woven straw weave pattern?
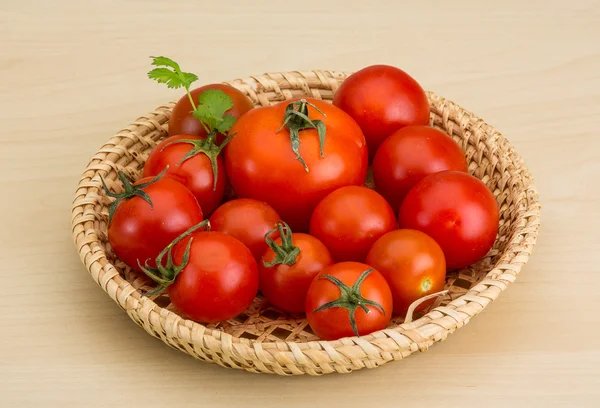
[71,70,540,375]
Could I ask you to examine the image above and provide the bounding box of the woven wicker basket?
[71,70,540,375]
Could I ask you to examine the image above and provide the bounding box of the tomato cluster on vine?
[102,58,499,340]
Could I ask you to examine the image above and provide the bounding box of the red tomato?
[372,125,468,212]
[309,186,397,262]
[333,65,430,159]
[140,223,259,323]
[398,171,499,269]
[143,134,226,215]
[103,171,203,271]
[167,230,258,323]
[169,84,254,140]
[259,222,333,313]
[209,198,281,261]
[305,262,392,340]
[225,98,368,231]
[366,229,446,315]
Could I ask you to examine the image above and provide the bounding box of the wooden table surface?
[2,0,599,406]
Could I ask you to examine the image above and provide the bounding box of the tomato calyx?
[313,268,386,337]
[262,221,300,267]
[100,167,168,225]
[138,220,211,296]
[161,131,234,190]
[276,99,327,172]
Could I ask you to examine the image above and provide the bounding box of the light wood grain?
[1,0,599,406]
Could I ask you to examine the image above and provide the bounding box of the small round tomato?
[309,186,397,262]
[399,171,499,269]
[259,222,333,313]
[143,134,226,215]
[141,223,259,323]
[333,65,430,159]
[103,171,203,271]
[169,83,254,140]
[209,198,281,261]
[373,125,468,212]
[305,262,392,340]
[225,98,368,231]
[366,229,446,315]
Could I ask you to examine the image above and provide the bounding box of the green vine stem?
[262,221,301,267]
[276,99,327,172]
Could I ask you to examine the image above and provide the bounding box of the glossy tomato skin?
[398,171,499,269]
[305,262,393,340]
[372,125,468,212]
[142,134,226,215]
[108,177,203,270]
[333,65,430,159]
[168,84,254,140]
[168,231,259,323]
[225,97,368,231]
[366,229,446,315]
[260,233,333,313]
[309,186,397,262]
[209,198,281,261]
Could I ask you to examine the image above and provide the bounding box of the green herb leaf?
[192,89,236,133]
[147,56,198,90]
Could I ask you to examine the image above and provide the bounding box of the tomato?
[333,65,430,159]
[372,125,468,212]
[309,186,397,262]
[398,171,499,269]
[141,223,259,323]
[305,262,392,340]
[259,222,333,313]
[209,198,281,261]
[169,83,254,141]
[103,171,204,271]
[366,229,446,315]
[225,98,368,231]
[143,134,226,215]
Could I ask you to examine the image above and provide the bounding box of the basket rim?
[71,69,541,375]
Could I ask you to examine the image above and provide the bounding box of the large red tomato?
[366,229,446,315]
[140,223,259,323]
[103,171,204,271]
[143,134,226,215]
[225,98,368,231]
[259,222,333,313]
[333,65,430,159]
[398,171,499,269]
[209,198,281,261]
[305,262,392,340]
[169,83,254,139]
[309,186,397,262]
[372,125,468,212]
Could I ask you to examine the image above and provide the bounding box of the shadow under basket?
[71,70,541,376]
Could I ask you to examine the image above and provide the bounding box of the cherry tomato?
[103,171,203,271]
[366,229,446,315]
[398,171,499,269]
[209,198,281,261]
[309,186,397,262]
[259,222,333,313]
[169,83,254,141]
[225,98,368,231]
[143,134,226,215]
[141,223,259,323]
[373,125,468,212]
[305,262,392,340]
[333,65,430,159]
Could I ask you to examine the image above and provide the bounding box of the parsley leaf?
[147,56,198,91]
[192,89,237,133]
